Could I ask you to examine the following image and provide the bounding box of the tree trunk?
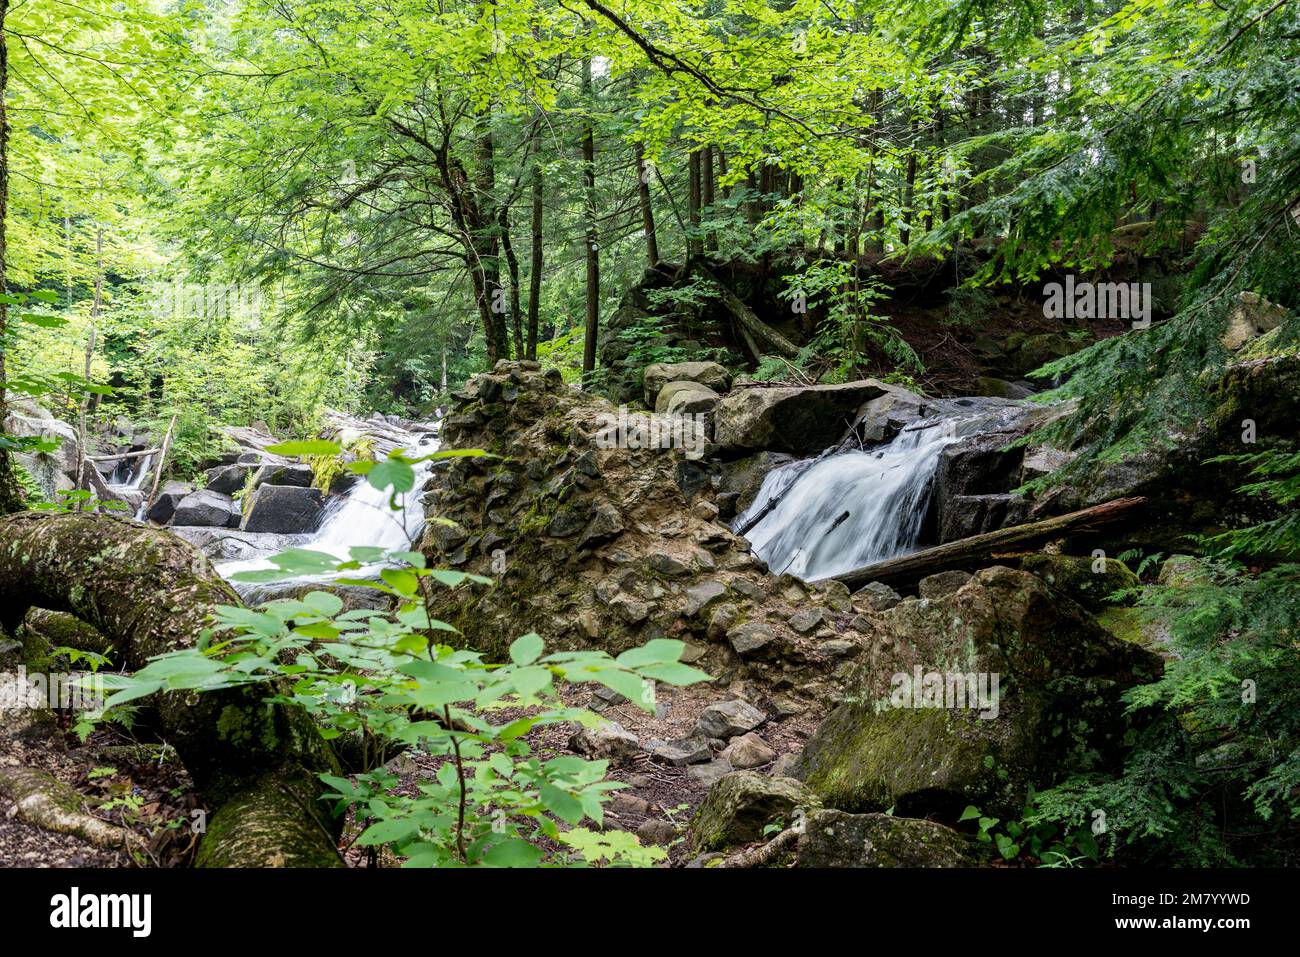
[581,59,599,375]
[701,145,716,253]
[0,512,346,866]
[900,120,918,247]
[823,497,1147,591]
[635,142,659,268]
[527,131,544,360]
[0,1,25,515]
[687,149,702,258]
[500,207,524,360]
[475,122,509,363]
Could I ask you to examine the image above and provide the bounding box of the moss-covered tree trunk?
[0,512,345,866]
[0,2,29,517]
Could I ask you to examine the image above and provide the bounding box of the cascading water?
[216,431,439,599]
[734,412,997,581]
[108,453,154,491]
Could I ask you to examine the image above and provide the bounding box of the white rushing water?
[108,452,154,491]
[734,415,987,581]
[216,431,440,596]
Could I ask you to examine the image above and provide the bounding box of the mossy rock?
[794,567,1161,819]
[1020,553,1140,612]
[688,771,821,853]
[793,809,981,868]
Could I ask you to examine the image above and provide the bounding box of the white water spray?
[735,415,991,581]
[216,432,440,595]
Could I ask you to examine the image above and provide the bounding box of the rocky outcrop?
[713,380,894,455]
[241,485,323,534]
[419,361,889,702]
[644,361,732,408]
[792,809,977,867]
[173,489,241,528]
[793,566,1161,818]
[687,771,820,852]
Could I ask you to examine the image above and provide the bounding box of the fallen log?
[698,265,801,359]
[0,511,345,867]
[822,496,1146,591]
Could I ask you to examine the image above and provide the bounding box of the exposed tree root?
[0,765,144,853]
[718,826,798,868]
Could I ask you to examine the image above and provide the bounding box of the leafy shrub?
[91,442,710,867]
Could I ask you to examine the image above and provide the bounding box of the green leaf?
[509,633,544,666]
[482,839,544,867]
[367,458,416,494]
[540,785,586,825]
[357,817,420,846]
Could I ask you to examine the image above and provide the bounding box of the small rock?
[688,759,735,788]
[815,638,860,659]
[578,502,624,547]
[691,500,720,522]
[706,603,741,641]
[608,792,650,818]
[816,580,853,613]
[649,735,712,766]
[636,818,680,846]
[918,569,973,600]
[647,551,691,577]
[770,753,800,778]
[684,580,728,617]
[847,579,899,608]
[590,686,629,710]
[696,699,767,739]
[569,722,640,762]
[788,607,826,634]
[769,695,807,719]
[727,621,781,657]
[723,732,777,770]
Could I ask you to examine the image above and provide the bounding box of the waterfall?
[216,432,439,597]
[734,414,988,581]
[107,452,154,491]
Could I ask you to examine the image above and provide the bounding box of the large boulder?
[793,809,977,868]
[688,771,821,852]
[173,489,240,528]
[1222,291,1286,351]
[144,480,194,525]
[712,451,797,520]
[241,485,323,534]
[1020,553,1140,613]
[655,381,721,415]
[794,566,1160,818]
[713,380,892,455]
[6,399,79,497]
[205,463,251,495]
[643,361,732,407]
[251,461,315,488]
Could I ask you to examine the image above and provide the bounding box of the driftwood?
[823,496,1146,591]
[699,265,801,359]
[142,413,177,518]
[86,447,161,462]
[0,512,345,867]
